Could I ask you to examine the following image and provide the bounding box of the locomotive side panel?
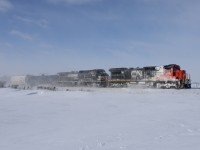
[78,69,108,87]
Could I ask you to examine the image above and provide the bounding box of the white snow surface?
[0,88,200,150]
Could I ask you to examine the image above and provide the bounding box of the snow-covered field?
[0,88,200,150]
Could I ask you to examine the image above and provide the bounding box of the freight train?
[10,64,191,89]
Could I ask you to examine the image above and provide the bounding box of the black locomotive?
[57,69,108,87]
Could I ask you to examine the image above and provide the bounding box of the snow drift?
[0,88,200,150]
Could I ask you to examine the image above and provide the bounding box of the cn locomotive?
[109,64,191,89]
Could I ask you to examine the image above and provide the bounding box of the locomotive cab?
[163,64,191,89]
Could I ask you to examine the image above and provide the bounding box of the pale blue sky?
[0,0,200,81]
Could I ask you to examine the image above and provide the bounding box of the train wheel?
[176,81,181,89]
[153,82,157,88]
[180,80,185,89]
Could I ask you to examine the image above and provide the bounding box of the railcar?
[56,69,109,87]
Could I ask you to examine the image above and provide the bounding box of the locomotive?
[109,64,191,89]
[57,69,109,87]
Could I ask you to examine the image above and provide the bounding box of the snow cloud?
[0,0,12,12]
[10,30,34,41]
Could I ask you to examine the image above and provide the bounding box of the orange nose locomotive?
[109,64,191,89]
